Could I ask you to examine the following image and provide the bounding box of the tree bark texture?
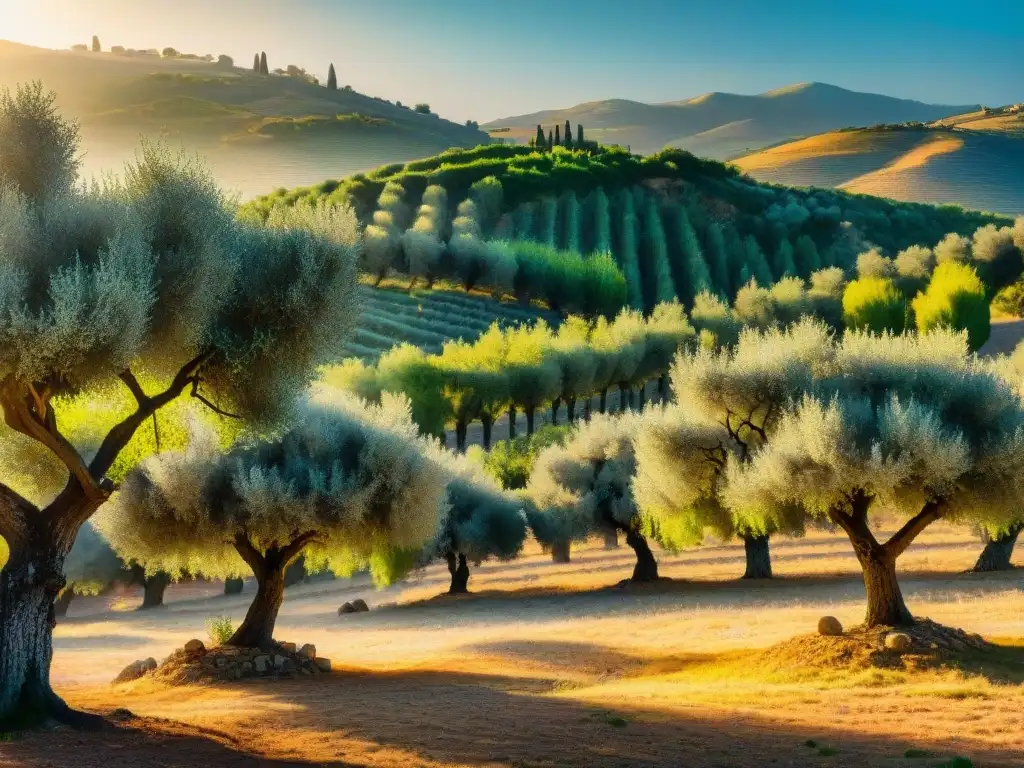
[973,523,1022,572]
[551,540,571,563]
[741,534,772,579]
[54,589,74,619]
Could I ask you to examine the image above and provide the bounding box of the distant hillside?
[734,126,1024,216]
[483,82,976,159]
[932,104,1024,136]
[0,40,488,198]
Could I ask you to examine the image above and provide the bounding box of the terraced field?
[734,128,1024,215]
[344,285,559,362]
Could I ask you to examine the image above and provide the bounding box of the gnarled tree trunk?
[566,397,577,424]
[446,552,470,594]
[741,534,772,579]
[599,389,607,414]
[550,397,561,426]
[508,406,517,440]
[455,419,468,453]
[625,528,659,582]
[973,523,1022,572]
[227,534,315,649]
[224,577,244,595]
[551,540,571,563]
[583,398,592,422]
[525,406,536,436]
[140,571,170,610]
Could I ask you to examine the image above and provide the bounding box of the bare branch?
[232,532,266,580]
[118,369,150,406]
[884,499,945,559]
[89,348,216,480]
[190,378,241,420]
[280,530,321,566]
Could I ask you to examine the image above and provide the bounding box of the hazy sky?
[2,0,1020,123]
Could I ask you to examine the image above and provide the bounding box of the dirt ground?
[2,524,1023,768]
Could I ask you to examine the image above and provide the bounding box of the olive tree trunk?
[446,552,470,594]
[566,397,577,424]
[599,389,607,414]
[227,534,315,649]
[551,397,561,426]
[455,419,469,453]
[625,528,659,582]
[741,534,772,579]
[618,383,631,412]
[508,406,517,440]
[525,406,536,436]
[583,398,592,422]
[636,385,646,411]
[551,540,571,563]
[973,523,1022,572]
[481,412,494,450]
[139,572,170,610]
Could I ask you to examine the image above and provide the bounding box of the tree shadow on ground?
[45,658,1021,768]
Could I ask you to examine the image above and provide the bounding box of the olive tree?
[549,317,598,424]
[0,88,359,724]
[504,322,561,437]
[362,182,408,285]
[58,522,129,617]
[401,185,447,288]
[528,412,660,581]
[652,320,832,578]
[726,329,1024,627]
[99,394,448,649]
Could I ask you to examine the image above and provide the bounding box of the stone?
[817,616,843,636]
[274,655,287,669]
[253,655,269,673]
[214,656,227,668]
[298,644,317,659]
[352,598,369,612]
[884,632,913,652]
[242,662,253,673]
[184,639,205,654]
[338,602,356,615]
[113,659,156,684]
[278,642,297,653]
[314,657,332,673]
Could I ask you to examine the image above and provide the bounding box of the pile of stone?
[112,638,332,686]
[816,615,990,654]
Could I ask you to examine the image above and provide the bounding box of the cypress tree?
[559,191,580,253]
[327,63,338,91]
[743,235,775,287]
[643,198,676,307]
[591,187,612,255]
[535,124,545,149]
[547,129,554,150]
[577,124,584,146]
[705,223,731,298]
[617,189,644,310]
[260,51,269,75]
[538,197,558,246]
[554,124,561,146]
[773,238,798,279]
[564,120,573,148]
[794,234,822,276]
[253,53,260,73]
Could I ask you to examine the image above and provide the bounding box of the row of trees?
[531,122,589,151]
[322,302,696,451]
[524,320,1024,628]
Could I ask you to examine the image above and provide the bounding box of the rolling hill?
[483,82,975,159]
[733,126,1024,216]
[0,40,488,199]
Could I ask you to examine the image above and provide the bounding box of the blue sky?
[3,0,1021,122]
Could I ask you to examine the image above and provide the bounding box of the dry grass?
[16,524,1022,766]
[842,135,965,193]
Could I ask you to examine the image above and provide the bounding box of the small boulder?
[884,632,913,652]
[817,616,843,636]
[253,655,269,673]
[113,659,155,684]
[273,654,287,669]
[183,639,205,654]
[278,641,297,653]
[298,643,317,660]
[314,657,332,672]
[352,598,369,613]
[338,602,356,615]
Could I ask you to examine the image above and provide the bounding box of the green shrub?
[206,615,234,646]
[483,425,570,489]
[912,261,990,350]
[842,276,907,334]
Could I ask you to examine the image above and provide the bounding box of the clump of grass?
[604,715,628,728]
[818,746,839,756]
[803,739,817,748]
[205,615,234,646]
[903,748,931,758]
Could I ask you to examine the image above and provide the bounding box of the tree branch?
[190,378,241,420]
[232,533,267,580]
[118,369,150,406]
[0,377,99,500]
[89,349,216,480]
[280,530,321,566]
[884,499,945,559]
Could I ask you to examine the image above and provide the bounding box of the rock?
[253,655,269,673]
[884,632,913,652]
[113,659,156,684]
[817,616,843,636]
[184,639,205,654]
[352,598,369,612]
[338,602,356,615]
[298,643,317,659]
[314,657,332,673]
[214,656,227,668]
[273,655,287,669]
[242,662,253,673]
[278,642,297,653]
